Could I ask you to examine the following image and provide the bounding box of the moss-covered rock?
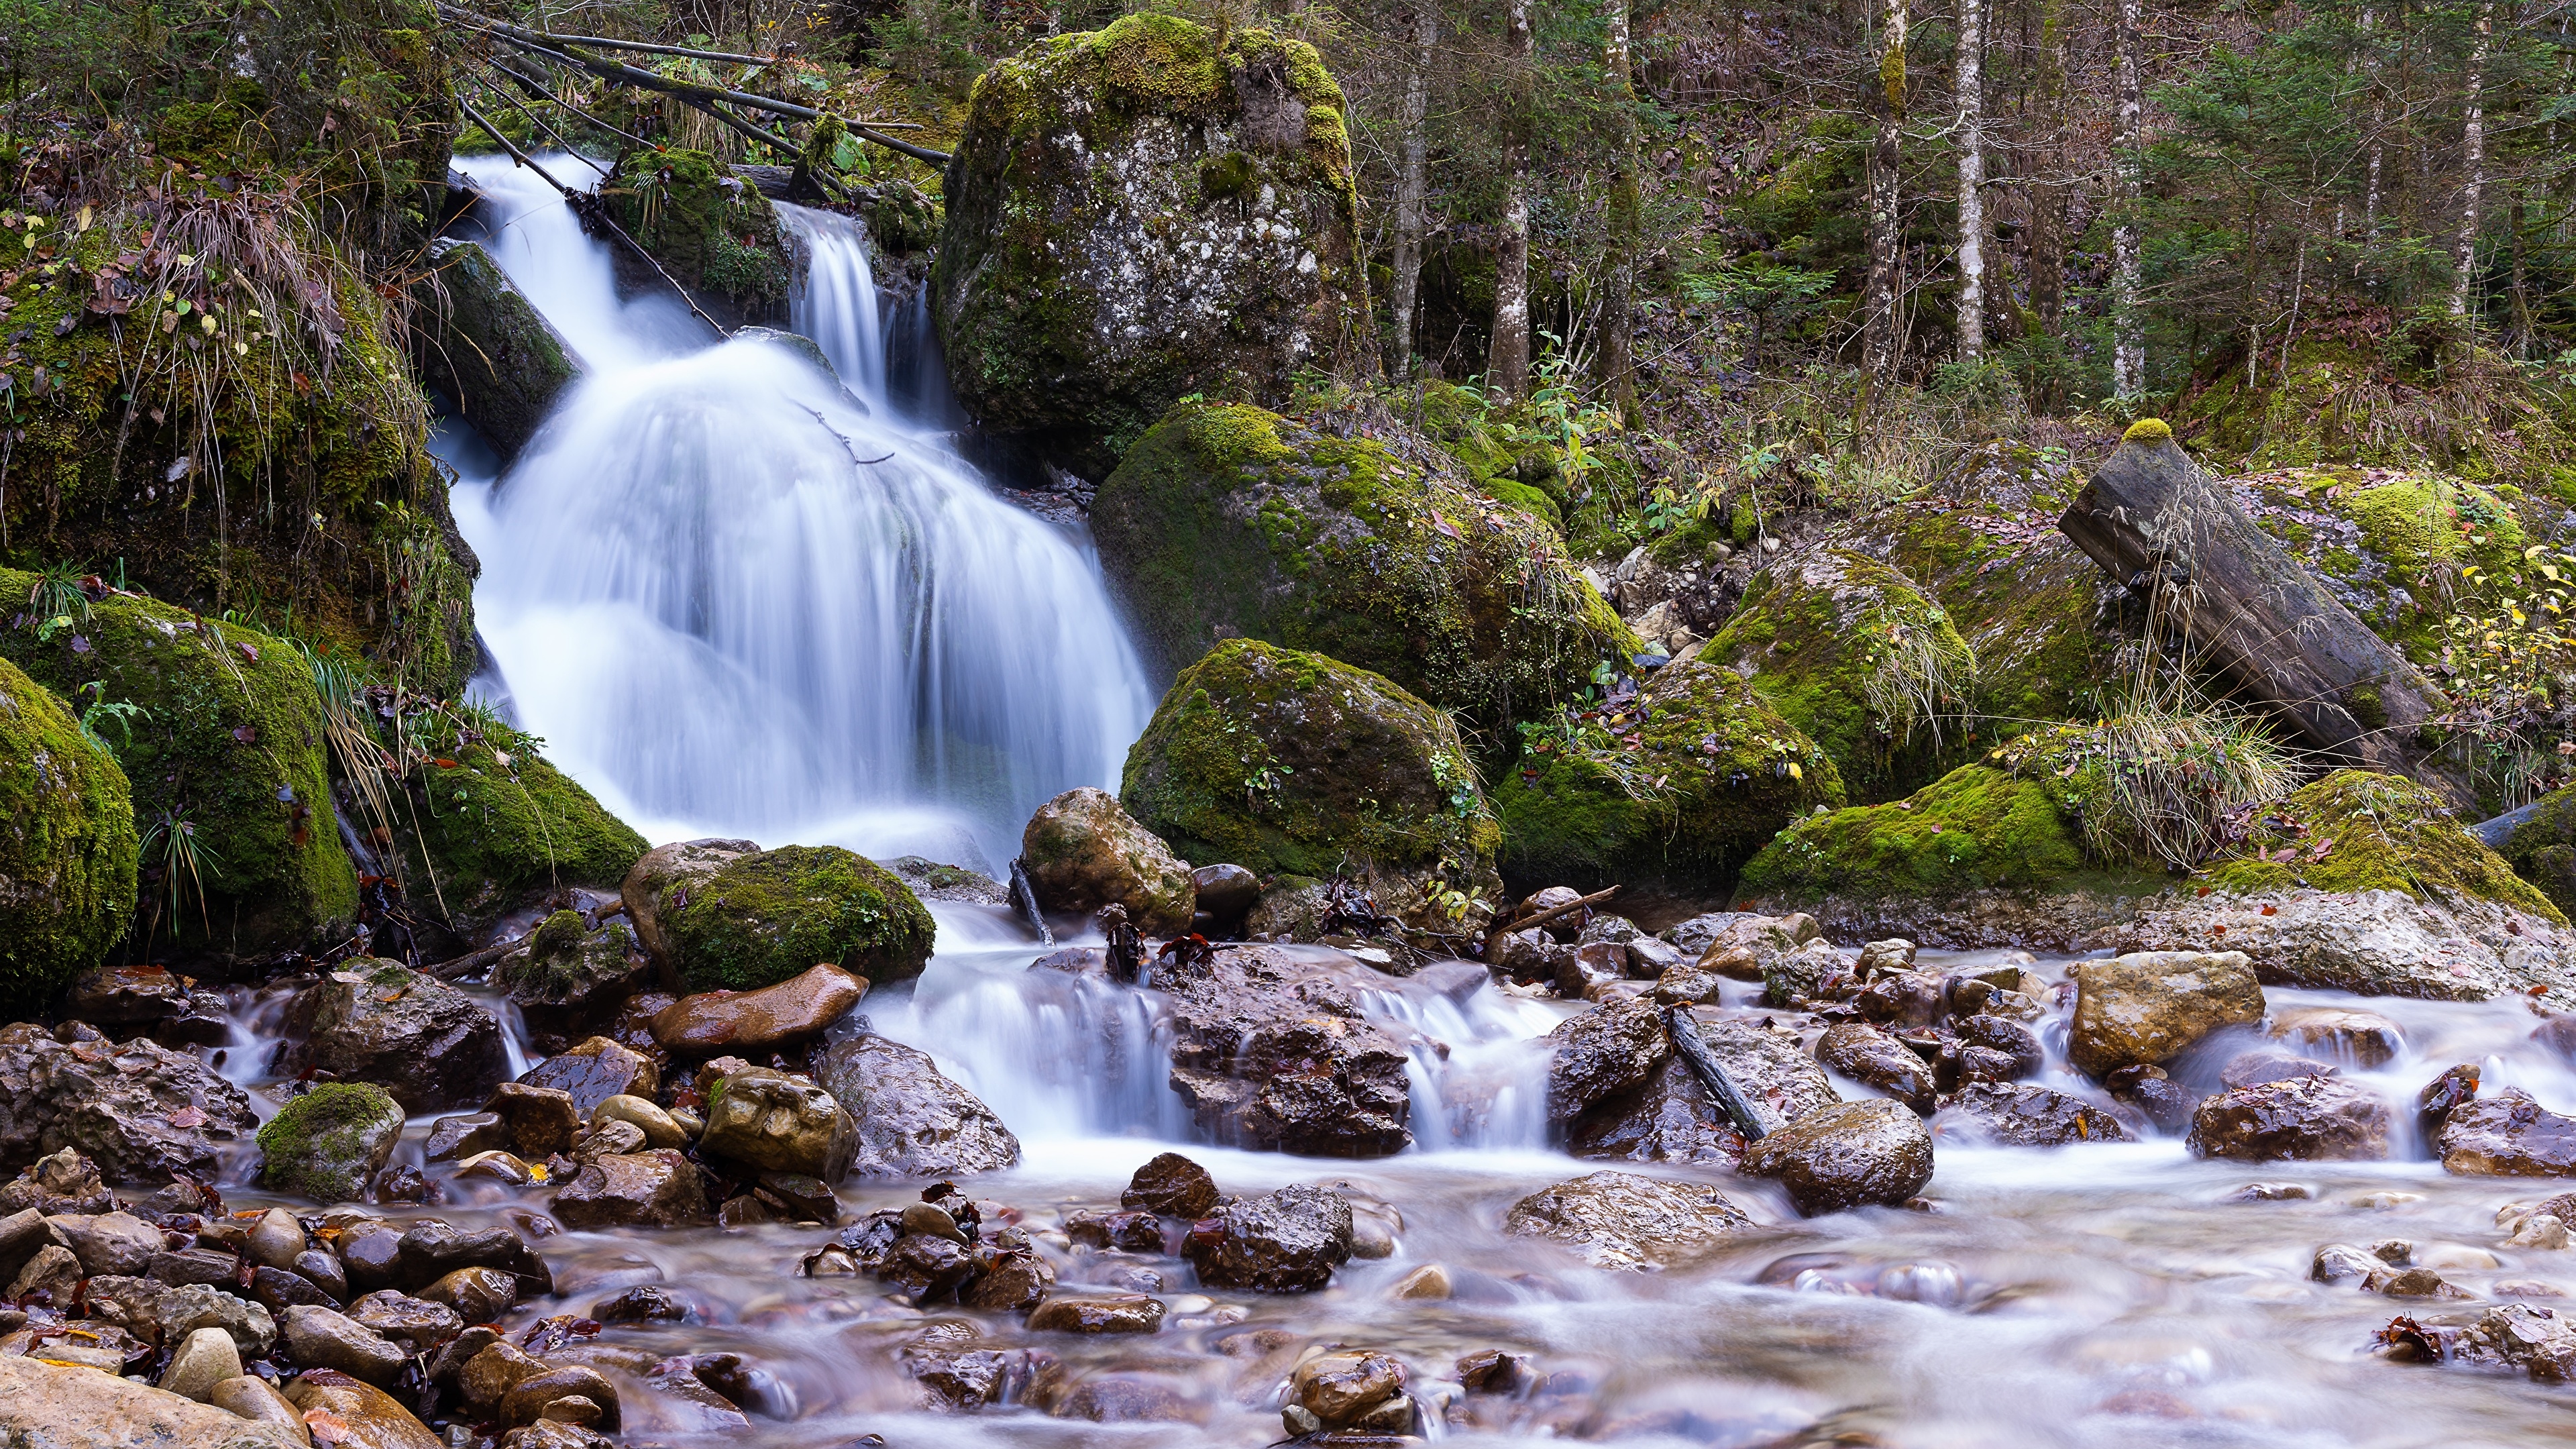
[0,657,139,1012]
[255,1082,404,1204]
[396,732,649,941]
[1493,660,1843,893]
[934,15,1373,472]
[1121,639,1502,928]
[2202,770,2561,921]
[2502,782,2576,922]
[235,0,460,254]
[412,238,578,458]
[1093,402,1634,726]
[600,148,792,330]
[0,195,478,695]
[1707,549,1977,801]
[657,845,936,992]
[0,573,355,959]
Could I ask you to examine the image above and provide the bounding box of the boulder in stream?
[1019,786,1195,935]
[1739,1097,1935,1215]
[278,960,509,1113]
[0,1024,254,1183]
[1502,1170,1756,1270]
[814,1033,1021,1179]
[2068,950,2265,1079]
[1123,1151,1220,1217]
[2437,1089,2576,1176]
[1937,1082,2136,1146]
[494,912,653,1039]
[549,1149,712,1229]
[623,841,934,992]
[699,1068,857,1180]
[1564,1058,1736,1164]
[1815,1022,1937,1110]
[1157,943,1412,1156]
[649,963,867,1055]
[1183,1183,1354,1291]
[1545,996,1669,1122]
[2188,1076,2392,1161]
[256,1083,405,1203]
[413,237,579,458]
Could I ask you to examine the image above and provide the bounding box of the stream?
[213,154,2576,1446]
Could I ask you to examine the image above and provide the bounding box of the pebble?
[1390,1264,1452,1300]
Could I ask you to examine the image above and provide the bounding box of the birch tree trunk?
[1955,0,1986,363]
[2361,6,2383,231]
[2111,0,2145,397]
[1389,1,1435,376]
[1864,0,1909,382]
[1487,0,1534,400]
[1602,0,1643,421]
[2451,0,2493,317]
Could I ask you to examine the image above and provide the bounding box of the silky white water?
[442,156,1152,869]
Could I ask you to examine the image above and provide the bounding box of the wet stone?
[552,1150,714,1230]
[1183,1184,1354,1293]
[1940,1083,2137,1146]
[1122,1151,1218,1218]
[2190,1077,2392,1162]
[1816,1022,1935,1111]
[485,1082,582,1159]
[1026,1293,1165,1333]
[650,964,870,1055]
[1067,1209,1166,1252]
[2439,1088,2576,1176]
[519,1037,661,1115]
[1740,1098,1936,1216]
[1502,1170,1756,1270]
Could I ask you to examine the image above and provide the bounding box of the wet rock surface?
[0,1025,256,1183]
[1157,944,1412,1156]
[1503,1170,1756,1269]
[649,963,867,1055]
[2068,951,2265,1078]
[1739,1098,1936,1215]
[1939,1083,2137,1146]
[814,1033,1020,1179]
[2190,1076,2394,1161]
[278,961,509,1112]
[2438,1089,2576,1175]
[1020,786,1197,935]
[1183,1184,1355,1292]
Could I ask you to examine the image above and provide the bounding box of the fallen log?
[2055,421,2462,797]
[1665,1008,1768,1142]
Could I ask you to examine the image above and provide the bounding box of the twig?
[425,936,519,980]
[1481,883,1620,953]
[1666,1007,1770,1141]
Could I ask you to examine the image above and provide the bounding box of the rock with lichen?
[934,14,1373,474]
[256,1083,405,1203]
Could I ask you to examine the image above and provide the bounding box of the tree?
[2112,0,2145,396]
[1487,0,1534,400]
[1864,0,1909,382]
[1601,0,1642,421]
[1388,0,1436,375]
[1955,0,1987,363]
[2452,0,2493,315]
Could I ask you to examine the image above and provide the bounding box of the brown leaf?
[304,1409,352,1444]
[167,1106,205,1128]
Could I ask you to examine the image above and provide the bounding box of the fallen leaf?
[2261,904,2278,916]
[305,1409,352,1444]
[234,641,258,662]
[168,1106,205,1128]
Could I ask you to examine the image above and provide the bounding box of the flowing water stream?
[218,156,2576,1446]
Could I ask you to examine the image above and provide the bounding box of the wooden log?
[1665,1008,1768,1141]
[2055,422,2461,795]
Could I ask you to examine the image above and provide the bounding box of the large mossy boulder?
[1707,549,1976,802]
[2502,782,2576,922]
[1493,661,1843,893]
[255,1083,405,1204]
[600,148,792,330]
[0,576,356,960]
[636,843,936,992]
[1122,639,1502,928]
[0,657,139,1012]
[1735,763,2161,949]
[395,725,649,941]
[1093,402,1633,724]
[2202,771,2557,916]
[412,238,578,458]
[934,15,1373,472]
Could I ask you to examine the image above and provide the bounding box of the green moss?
[2123,418,2174,444]
[602,148,792,325]
[2502,781,2576,921]
[1121,639,1502,896]
[495,909,642,1012]
[2204,770,2562,921]
[1495,660,1845,891]
[0,655,139,1011]
[400,736,647,928]
[1707,550,1976,801]
[2238,467,2536,667]
[256,1082,403,1203]
[1094,402,1635,730]
[2178,335,2576,487]
[0,570,356,957]
[661,844,936,991]
[1735,763,2151,905]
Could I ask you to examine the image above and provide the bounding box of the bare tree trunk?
[2028,0,2067,339]
[1487,0,1534,400]
[2510,191,2532,354]
[2451,0,2493,317]
[1864,0,1909,382]
[1389,1,1435,376]
[2361,6,2383,231]
[2111,0,2145,397]
[1601,0,1643,422]
[1955,0,1986,363]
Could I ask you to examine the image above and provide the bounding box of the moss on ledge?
[2202,770,2562,922]
[1735,763,2159,906]
[659,844,936,991]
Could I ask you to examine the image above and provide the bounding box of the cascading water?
[443,157,1152,867]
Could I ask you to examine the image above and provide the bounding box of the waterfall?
[443,158,1155,867]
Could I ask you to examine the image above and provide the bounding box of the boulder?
[1706,549,1978,800]
[1026,1295,1165,1334]
[2188,1077,2392,1161]
[934,15,1371,472]
[1121,640,1501,930]
[1664,910,1825,961]
[395,743,645,950]
[519,1037,659,1114]
[2267,1006,2405,1067]
[1501,1170,1756,1270]
[1497,661,1845,893]
[550,1149,712,1229]
[1937,1083,2136,1146]
[622,841,934,992]
[1094,402,1632,727]
[1122,1151,1220,1218]
[0,1026,254,1183]
[160,1325,244,1401]
[256,1083,405,1203]
[494,912,652,1038]
[1685,1016,1843,1133]
[1739,1097,1935,1215]
[482,1083,580,1159]
[413,237,578,458]
[1816,1022,1937,1110]
[2457,1303,2576,1383]
[1019,787,1195,935]
[0,656,138,1010]
[649,963,868,1055]
[699,1069,857,1180]
[598,148,790,331]
[1182,1183,1354,1291]
[2068,951,2265,1079]
[284,1371,442,1449]
[1157,943,1412,1155]
[2438,1089,2576,1176]
[1564,1058,1735,1164]
[590,1095,687,1150]
[1545,996,1669,1122]
[0,1353,305,1448]
[278,961,508,1112]
[812,1034,1020,1179]
[282,1304,409,1385]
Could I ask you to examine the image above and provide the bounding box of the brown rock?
[519,1038,659,1115]
[276,963,509,1113]
[1566,1057,1735,1164]
[1026,1294,1165,1333]
[0,1354,304,1447]
[649,965,867,1055]
[286,1370,443,1448]
[1121,1151,1218,1218]
[484,1083,580,1159]
[1939,1083,2137,1146]
[959,1245,1055,1310]
[1816,1022,1936,1110]
[2188,1077,2392,1161]
[1157,944,1411,1156]
[0,1031,257,1185]
[498,1366,621,1430]
[1739,1097,1935,1215]
[1020,786,1195,935]
[1649,962,1725,1006]
[812,1034,1020,1179]
[551,1150,712,1228]
[1291,1350,1404,1428]
[1545,995,1669,1121]
[281,1305,408,1386]
[1501,1170,1755,1270]
[207,1376,306,1440]
[2068,951,2264,1079]
[420,1266,517,1324]
[620,838,759,970]
[2267,1006,2405,1068]
[1182,1183,1354,1292]
[425,1112,507,1163]
[1688,1015,1842,1133]
[700,1069,857,1179]
[2439,1089,2576,1176]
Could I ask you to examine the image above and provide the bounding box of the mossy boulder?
[1493,660,1843,894]
[0,198,478,694]
[655,845,936,992]
[412,238,578,458]
[235,0,460,254]
[2502,782,2576,922]
[0,657,139,1012]
[1021,788,1197,935]
[934,15,1373,473]
[1093,402,1634,727]
[1122,639,1502,929]
[2202,771,2561,921]
[1735,763,2163,949]
[1707,549,1976,802]
[601,148,792,330]
[0,574,356,960]
[255,1083,405,1204]
[396,731,649,942]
